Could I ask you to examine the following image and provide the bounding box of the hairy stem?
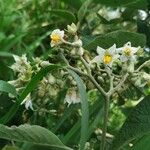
[101,95,110,150]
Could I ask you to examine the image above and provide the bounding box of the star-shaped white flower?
[91,44,119,67]
[64,88,80,107]
[50,29,64,47]
[117,42,140,62]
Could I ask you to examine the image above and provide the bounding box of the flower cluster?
[8,23,150,111]
[50,23,84,56]
[91,42,141,67]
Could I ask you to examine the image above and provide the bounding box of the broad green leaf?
[61,0,82,9]
[0,80,17,97]
[50,9,76,23]
[0,65,62,124]
[130,134,150,150]
[0,124,72,150]
[84,30,146,50]
[77,0,92,22]
[110,95,150,150]
[94,0,148,9]
[68,69,89,150]
[2,145,20,150]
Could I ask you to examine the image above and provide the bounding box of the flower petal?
[96,46,105,55]
[91,56,101,64]
[120,55,128,62]
[109,44,116,55]
[124,41,131,47]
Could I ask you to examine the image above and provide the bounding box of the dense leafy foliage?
[0,0,150,150]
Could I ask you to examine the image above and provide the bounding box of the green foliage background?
[0,0,150,150]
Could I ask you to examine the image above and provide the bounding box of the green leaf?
[84,30,146,50]
[2,145,20,150]
[0,80,17,97]
[68,69,89,150]
[77,0,92,22]
[26,31,52,54]
[110,95,150,150]
[130,134,150,150]
[0,65,62,124]
[0,124,72,150]
[0,51,13,58]
[50,9,76,23]
[61,0,82,9]
[94,0,148,9]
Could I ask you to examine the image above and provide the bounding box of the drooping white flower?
[21,94,33,110]
[64,88,80,106]
[50,29,64,47]
[91,44,119,66]
[117,42,140,62]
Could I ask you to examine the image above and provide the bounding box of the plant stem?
[101,95,110,150]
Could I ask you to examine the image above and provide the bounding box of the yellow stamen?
[124,48,131,56]
[103,54,112,64]
[51,34,61,43]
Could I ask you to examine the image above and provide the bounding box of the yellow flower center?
[124,48,131,56]
[103,54,112,64]
[51,34,61,43]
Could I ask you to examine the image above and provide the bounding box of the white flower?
[117,42,140,62]
[91,44,119,66]
[64,88,80,106]
[72,39,83,47]
[67,23,77,34]
[50,29,64,47]
[11,54,30,73]
[21,94,33,110]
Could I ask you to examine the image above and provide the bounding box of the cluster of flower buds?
[8,55,66,109]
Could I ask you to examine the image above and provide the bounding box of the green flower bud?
[40,61,51,67]
[67,23,77,35]
[48,74,56,84]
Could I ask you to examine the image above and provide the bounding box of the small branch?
[108,73,129,96]
[136,60,150,72]
[68,66,88,77]
[80,56,106,97]
[60,52,107,97]
[60,53,88,77]
[88,74,107,97]
[80,56,91,74]
[105,67,114,91]
[101,95,110,150]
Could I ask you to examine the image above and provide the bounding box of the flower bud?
[70,48,76,56]
[48,74,56,84]
[40,61,50,67]
[97,76,104,83]
[72,39,82,47]
[136,47,143,56]
[67,23,77,35]
[77,47,84,56]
